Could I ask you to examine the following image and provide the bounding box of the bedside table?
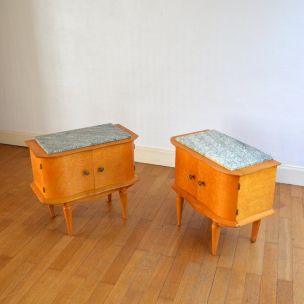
[26,124,138,235]
[171,129,280,255]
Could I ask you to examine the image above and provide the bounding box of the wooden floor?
[0,144,303,304]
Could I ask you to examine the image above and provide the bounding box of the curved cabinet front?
[41,151,94,200]
[175,147,239,222]
[93,142,134,189]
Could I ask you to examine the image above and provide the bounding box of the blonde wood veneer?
[171,131,280,255]
[26,124,138,235]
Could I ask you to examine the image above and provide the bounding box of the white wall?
[1,0,304,168]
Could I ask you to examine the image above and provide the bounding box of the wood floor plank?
[260,242,278,304]
[290,185,303,199]
[279,184,292,219]
[158,227,202,301]
[17,238,98,304]
[246,221,265,275]
[207,267,231,304]
[293,247,304,304]
[278,217,292,281]
[291,197,304,249]
[173,262,201,304]
[217,228,239,268]
[101,219,151,285]
[225,237,251,304]
[277,279,293,304]
[139,256,174,304]
[241,273,261,304]
[103,250,146,303]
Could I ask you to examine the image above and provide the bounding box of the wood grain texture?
[237,167,277,221]
[26,125,138,235]
[172,132,279,256]
[0,145,300,303]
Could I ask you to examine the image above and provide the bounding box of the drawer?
[175,147,198,197]
[41,151,94,199]
[93,142,134,189]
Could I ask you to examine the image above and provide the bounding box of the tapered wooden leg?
[211,221,220,256]
[48,205,56,218]
[176,195,184,226]
[119,189,128,220]
[107,193,112,203]
[251,219,261,243]
[63,203,73,236]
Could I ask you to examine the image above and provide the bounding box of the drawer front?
[175,147,198,197]
[93,142,134,189]
[42,151,94,199]
[196,161,239,221]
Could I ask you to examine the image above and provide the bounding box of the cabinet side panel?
[93,142,134,189]
[237,167,277,221]
[42,151,95,199]
[29,150,44,195]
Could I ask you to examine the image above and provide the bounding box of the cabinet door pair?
[175,147,239,222]
[37,142,134,200]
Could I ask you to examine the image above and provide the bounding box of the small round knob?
[188,174,195,180]
[97,166,105,173]
[198,180,206,187]
[82,170,90,176]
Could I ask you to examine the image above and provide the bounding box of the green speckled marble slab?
[35,123,131,154]
[176,130,273,171]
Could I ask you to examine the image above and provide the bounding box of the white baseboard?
[135,146,175,167]
[275,165,304,186]
[1,129,304,186]
[0,130,39,146]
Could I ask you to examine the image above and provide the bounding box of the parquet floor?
[0,144,303,303]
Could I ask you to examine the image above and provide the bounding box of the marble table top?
[176,130,273,171]
[35,123,131,154]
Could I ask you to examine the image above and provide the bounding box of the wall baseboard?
[1,129,303,186]
[0,130,40,146]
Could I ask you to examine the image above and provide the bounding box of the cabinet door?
[93,142,134,189]
[175,147,198,198]
[196,161,239,222]
[42,151,94,199]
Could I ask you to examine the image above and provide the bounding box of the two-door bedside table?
[171,129,280,255]
[26,124,138,235]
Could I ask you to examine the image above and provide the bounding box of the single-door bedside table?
[171,129,280,255]
[26,124,138,235]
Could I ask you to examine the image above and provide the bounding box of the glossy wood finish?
[63,204,72,236]
[48,205,55,219]
[42,151,95,199]
[0,146,301,303]
[251,219,261,243]
[119,188,128,220]
[176,195,184,226]
[171,131,280,255]
[211,221,220,256]
[26,125,138,235]
[92,142,134,189]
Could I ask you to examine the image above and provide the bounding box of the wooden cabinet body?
[171,133,280,255]
[26,125,138,235]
